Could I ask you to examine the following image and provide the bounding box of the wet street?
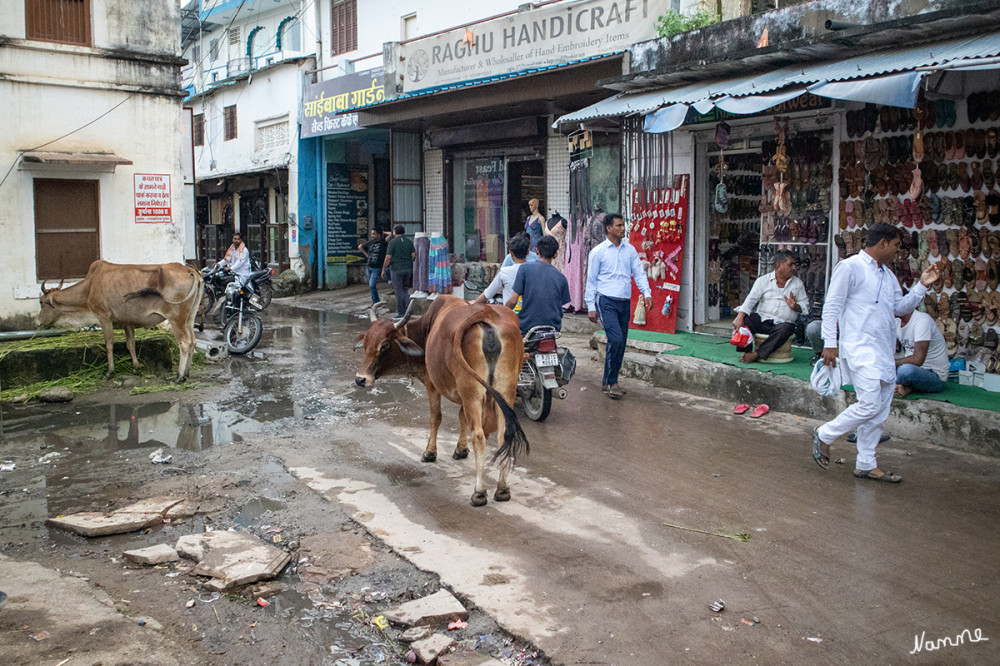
[2,302,999,665]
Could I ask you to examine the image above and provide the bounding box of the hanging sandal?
[812,427,830,469]
[853,468,903,483]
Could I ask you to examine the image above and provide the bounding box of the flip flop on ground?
[846,433,891,443]
[733,403,750,415]
[853,468,903,483]
[812,427,830,469]
[749,404,769,418]
[607,385,625,400]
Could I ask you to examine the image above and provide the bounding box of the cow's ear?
[353,333,365,351]
[396,337,424,357]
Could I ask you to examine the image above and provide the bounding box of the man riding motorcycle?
[504,235,569,334]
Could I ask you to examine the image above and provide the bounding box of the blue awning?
[554,31,1000,129]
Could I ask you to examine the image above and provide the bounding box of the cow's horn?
[369,304,379,323]
[393,300,415,330]
[40,280,48,294]
[57,278,64,290]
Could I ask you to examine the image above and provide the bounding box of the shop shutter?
[34,178,99,280]
[25,0,92,46]
[392,130,422,227]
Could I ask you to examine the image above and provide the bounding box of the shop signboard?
[628,174,689,334]
[399,0,670,95]
[325,163,368,263]
[302,68,384,138]
[134,174,172,223]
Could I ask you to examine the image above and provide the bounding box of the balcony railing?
[227,57,252,78]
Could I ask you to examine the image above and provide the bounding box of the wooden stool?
[754,333,794,364]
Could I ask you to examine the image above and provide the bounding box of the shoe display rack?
[838,92,1000,374]
[708,150,761,317]
[759,126,833,323]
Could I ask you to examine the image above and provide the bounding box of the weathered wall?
[0,0,185,318]
[630,0,980,74]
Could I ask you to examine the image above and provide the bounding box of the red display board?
[628,174,690,334]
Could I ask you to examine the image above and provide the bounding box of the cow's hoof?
[176,376,187,384]
[104,371,114,380]
[470,491,488,507]
[421,451,437,463]
[494,487,511,502]
[452,448,469,460]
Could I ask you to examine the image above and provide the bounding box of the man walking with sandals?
[585,213,652,400]
[812,223,940,483]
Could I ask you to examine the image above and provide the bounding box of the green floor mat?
[607,329,1000,414]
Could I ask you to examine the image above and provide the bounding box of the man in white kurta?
[813,223,939,483]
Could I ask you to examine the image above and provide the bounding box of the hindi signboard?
[301,68,385,138]
[399,0,669,95]
[134,174,171,224]
[628,174,689,334]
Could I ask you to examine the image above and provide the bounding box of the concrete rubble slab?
[175,530,290,590]
[384,589,468,628]
[410,632,456,663]
[124,544,179,565]
[297,531,375,591]
[46,497,185,537]
[437,652,505,666]
[164,500,199,519]
[400,626,435,642]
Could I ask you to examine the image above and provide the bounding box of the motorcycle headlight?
[225,282,240,298]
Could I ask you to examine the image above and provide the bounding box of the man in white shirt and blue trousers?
[585,214,653,401]
[812,223,940,483]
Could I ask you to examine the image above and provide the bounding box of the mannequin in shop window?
[543,211,568,273]
[525,198,545,252]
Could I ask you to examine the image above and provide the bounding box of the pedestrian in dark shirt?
[359,229,388,305]
[506,235,570,336]
[383,224,415,317]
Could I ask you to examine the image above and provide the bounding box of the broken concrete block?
[410,633,455,663]
[297,532,374,591]
[39,386,74,403]
[175,531,290,590]
[384,589,468,628]
[124,544,179,565]
[164,500,198,519]
[247,581,286,599]
[46,497,185,537]
[400,626,434,643]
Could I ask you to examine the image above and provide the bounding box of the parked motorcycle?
[217,272,269,354]
[200,264,274,330]
[517,325,576,421]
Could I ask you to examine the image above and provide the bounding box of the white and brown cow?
[355,296,528,506]
[38,260,203,381]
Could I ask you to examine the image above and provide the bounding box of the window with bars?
[331,0,358,55]
[224,105,237,141]
[193,114,205,146]
[25,0,92,46]
[209,37,219,61]
[228,27,240,46]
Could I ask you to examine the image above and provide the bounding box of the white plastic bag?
[810,359,843,397]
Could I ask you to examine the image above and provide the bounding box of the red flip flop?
[749,404,770,418]
[734,404,751,415]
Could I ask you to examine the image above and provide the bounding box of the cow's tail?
[450,306,529,469]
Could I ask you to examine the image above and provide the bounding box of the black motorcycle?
[200,263,273,330]
[217,272,269,354]
[517,325,576,421]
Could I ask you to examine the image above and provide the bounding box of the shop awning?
[555,31,1000,129]
[20,151,133,167]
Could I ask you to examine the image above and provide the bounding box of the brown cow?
[355,296,528,506]
[38,260,203,381]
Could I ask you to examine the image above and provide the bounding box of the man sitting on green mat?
[732,251,808,363]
